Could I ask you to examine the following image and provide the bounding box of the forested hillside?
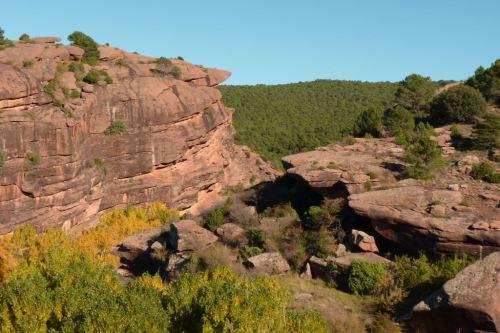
[220,80,398,166]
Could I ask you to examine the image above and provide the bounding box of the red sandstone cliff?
[0,38,277,234]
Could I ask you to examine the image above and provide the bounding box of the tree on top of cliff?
[430,85,487,124]
[68,31,100,65]
[395,74,436,117]
[0,27,5,44]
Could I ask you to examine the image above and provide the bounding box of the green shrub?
[347,260,390,296]
[404,123,443,179]
[473,113,500,150]
[395,74,436,116]
[466,59,500,106]
[470,162,500,183]
[0,151,5,167]
[83,69,112,85]
[22,59,34,68]
[19,33,30,42]
[383,105,415,136]
[65,89,81,99]
[0,27,5,45]
[263,202,299,219]
[115,58,129,67]
[161,267,328,333]
[430,85,487,124]
[155,57,172,68]
[367,171,378,179]
[247,228,267,249]
[353,107,383,137]
[104,121,126,136]
[68,61,85,80]
[68,31,100,64]
[205,208,227,231]
[170,65,182,79]
[26,152,41,165]
[327,161,337,169]
[364,180,373,191]
[43,80,57,97]
[53,99,64,107]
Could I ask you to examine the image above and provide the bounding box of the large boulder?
[409,252,500,333]
[282,138,403,196]
[168,220,218,252]
[247,252,290,275]
[215,223,247,245]
[349,186,500,255]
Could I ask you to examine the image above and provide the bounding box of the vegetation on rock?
[470,162,500,183]
[472,113,500,150]
[83,68,113,85]
[404,123,443,179]
[104,121,126,136]
[68,31,100,65]
[353,107,384,137]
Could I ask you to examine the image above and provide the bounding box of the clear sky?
[1,1,499,85]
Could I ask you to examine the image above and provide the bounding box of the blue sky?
[2,1,499,84]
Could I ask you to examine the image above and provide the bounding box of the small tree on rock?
[404,123,443,179]
[68,31,100,65]
[472,113,500,150]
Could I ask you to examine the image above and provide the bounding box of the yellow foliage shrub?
[75,203,179,267]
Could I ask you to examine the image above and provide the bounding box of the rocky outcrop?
[409,252,500,333]
[350,229,379,253]
[349,186,500,255]
[215,223,247,245]
[247,252,291,275]
[168,220,218,252]
[282,138,403,196]
[0,37,277,234]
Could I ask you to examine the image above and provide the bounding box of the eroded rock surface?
[282,138,403,196]
[0,38,277,234]
[349,186,500,255]
[409,252,500,333]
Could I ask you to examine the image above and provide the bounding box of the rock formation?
[409,252,500,333]
[282,138,500,255]
[0,37,277,234]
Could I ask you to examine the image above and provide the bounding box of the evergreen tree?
[430,85,487,124]
[472,113,500,150]
[395,74,436,116]
[404,123,443,179]
[353,107,384,137]
[466,59,500,106]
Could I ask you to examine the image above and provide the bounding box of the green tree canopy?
[430,85,487,124]
[383,105,415,136]
[472,113,500,150]
[353,106,384,137]
[395,74,436,116]
[466,59,500,106]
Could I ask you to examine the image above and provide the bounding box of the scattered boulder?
[447,184,460,191]
[247,252,290,275]
[299,262,312,279]
[409,252,500,333]
[163,252,192,281]
[456,155,480,174]
[215,223,247,245]
[113,226,168,263]
[351,229,379,253]
[168,220,218,252]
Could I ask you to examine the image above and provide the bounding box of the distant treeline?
[220,80,399,167]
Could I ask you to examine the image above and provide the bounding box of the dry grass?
[280,274,394,333]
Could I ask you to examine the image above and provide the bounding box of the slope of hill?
[220,80,398,166]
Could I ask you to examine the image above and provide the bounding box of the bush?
[68,31,100,64]
[43,80,57,97]
[466,59,500,106]
[170,65,182,79]
[263,202,299,219]
[161,267,328,333]
[473,113,500,150]
[470,162,500,183]
[247,228,267,249]
[404,123,443,179]
[383,105,415,136]
[395,74,436,116]
[430,85,487,124]
[204,207,227,231]
[18,33,30,42]
[83,68,113,85]
[155,56,172,68]
[353,107,383,137]
[104,121,126,135]
[0,27,5,45]
[22,59,34,68]
[347,260,390,296]
[0,150,5,167]
[26,152,41,165]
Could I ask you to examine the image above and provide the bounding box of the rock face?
[168,220,218,252]
[349,186,500,255]
[0,38,277,234]
[282,138,403,196]
[409,252,500,333]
